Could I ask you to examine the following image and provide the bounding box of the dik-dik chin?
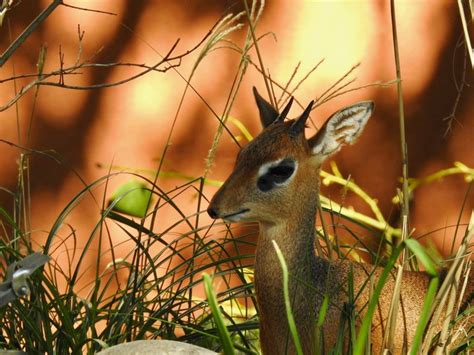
[207,88,471,354]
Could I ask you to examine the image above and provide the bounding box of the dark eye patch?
[257,175,273,192]
[268,164,295,182]
[257,159,296,192]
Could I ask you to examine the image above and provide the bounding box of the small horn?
[275,97,294,123]
[253,87,279,128]
[289,100,314,137]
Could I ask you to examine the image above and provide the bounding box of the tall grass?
[0,1,473,354]
[1,170,260,353]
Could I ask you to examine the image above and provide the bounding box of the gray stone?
[96,340,218,355]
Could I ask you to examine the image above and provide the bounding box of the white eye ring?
[257,158,298,187]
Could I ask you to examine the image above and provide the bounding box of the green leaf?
[404,239,438,277]
[109,180,151,218]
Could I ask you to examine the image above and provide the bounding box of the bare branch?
[0,19,223,112]
[443,36,470,136]
[0,40,181,112]
[61,2,117,16]
[0,0,62,67]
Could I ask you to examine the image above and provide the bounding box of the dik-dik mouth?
[221,209,250,222]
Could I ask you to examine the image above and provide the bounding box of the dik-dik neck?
[254,192,329,353]
[255,191,326,284]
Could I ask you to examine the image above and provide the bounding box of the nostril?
[207,206,219,219]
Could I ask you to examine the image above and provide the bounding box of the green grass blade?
[353,244,404,355]
[272,240,303,355]
[409,277,439,354]
[314,293,329,353]
[404,239,437,276]
[229,117,254,141]
[203,272,235,355]
[316,294,329,328]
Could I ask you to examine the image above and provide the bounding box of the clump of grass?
[1,171,259,353]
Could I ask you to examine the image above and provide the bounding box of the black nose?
[207,206,219,219]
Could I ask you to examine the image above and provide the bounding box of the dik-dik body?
[207,88,471,354]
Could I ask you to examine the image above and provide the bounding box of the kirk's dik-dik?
[207,88,471,354]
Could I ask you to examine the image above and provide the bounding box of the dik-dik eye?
[257,158,297,192]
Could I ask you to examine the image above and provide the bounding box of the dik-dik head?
[207,87,374,224]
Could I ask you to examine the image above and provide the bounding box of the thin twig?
[314,63,360,106]
[390,0,410,252]
[61,1,117,16]
[243,0,274,106]
[287,58,324,104]
[0,0,62,67]
[318,80,397,108]
[277,61,301,106]
[442,35,468,136]
[457,0,474,69]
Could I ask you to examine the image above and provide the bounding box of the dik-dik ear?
[307,101,374,164]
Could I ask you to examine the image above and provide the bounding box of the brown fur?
[207,93,472,354]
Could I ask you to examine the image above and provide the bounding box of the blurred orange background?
[0,0,472,285]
